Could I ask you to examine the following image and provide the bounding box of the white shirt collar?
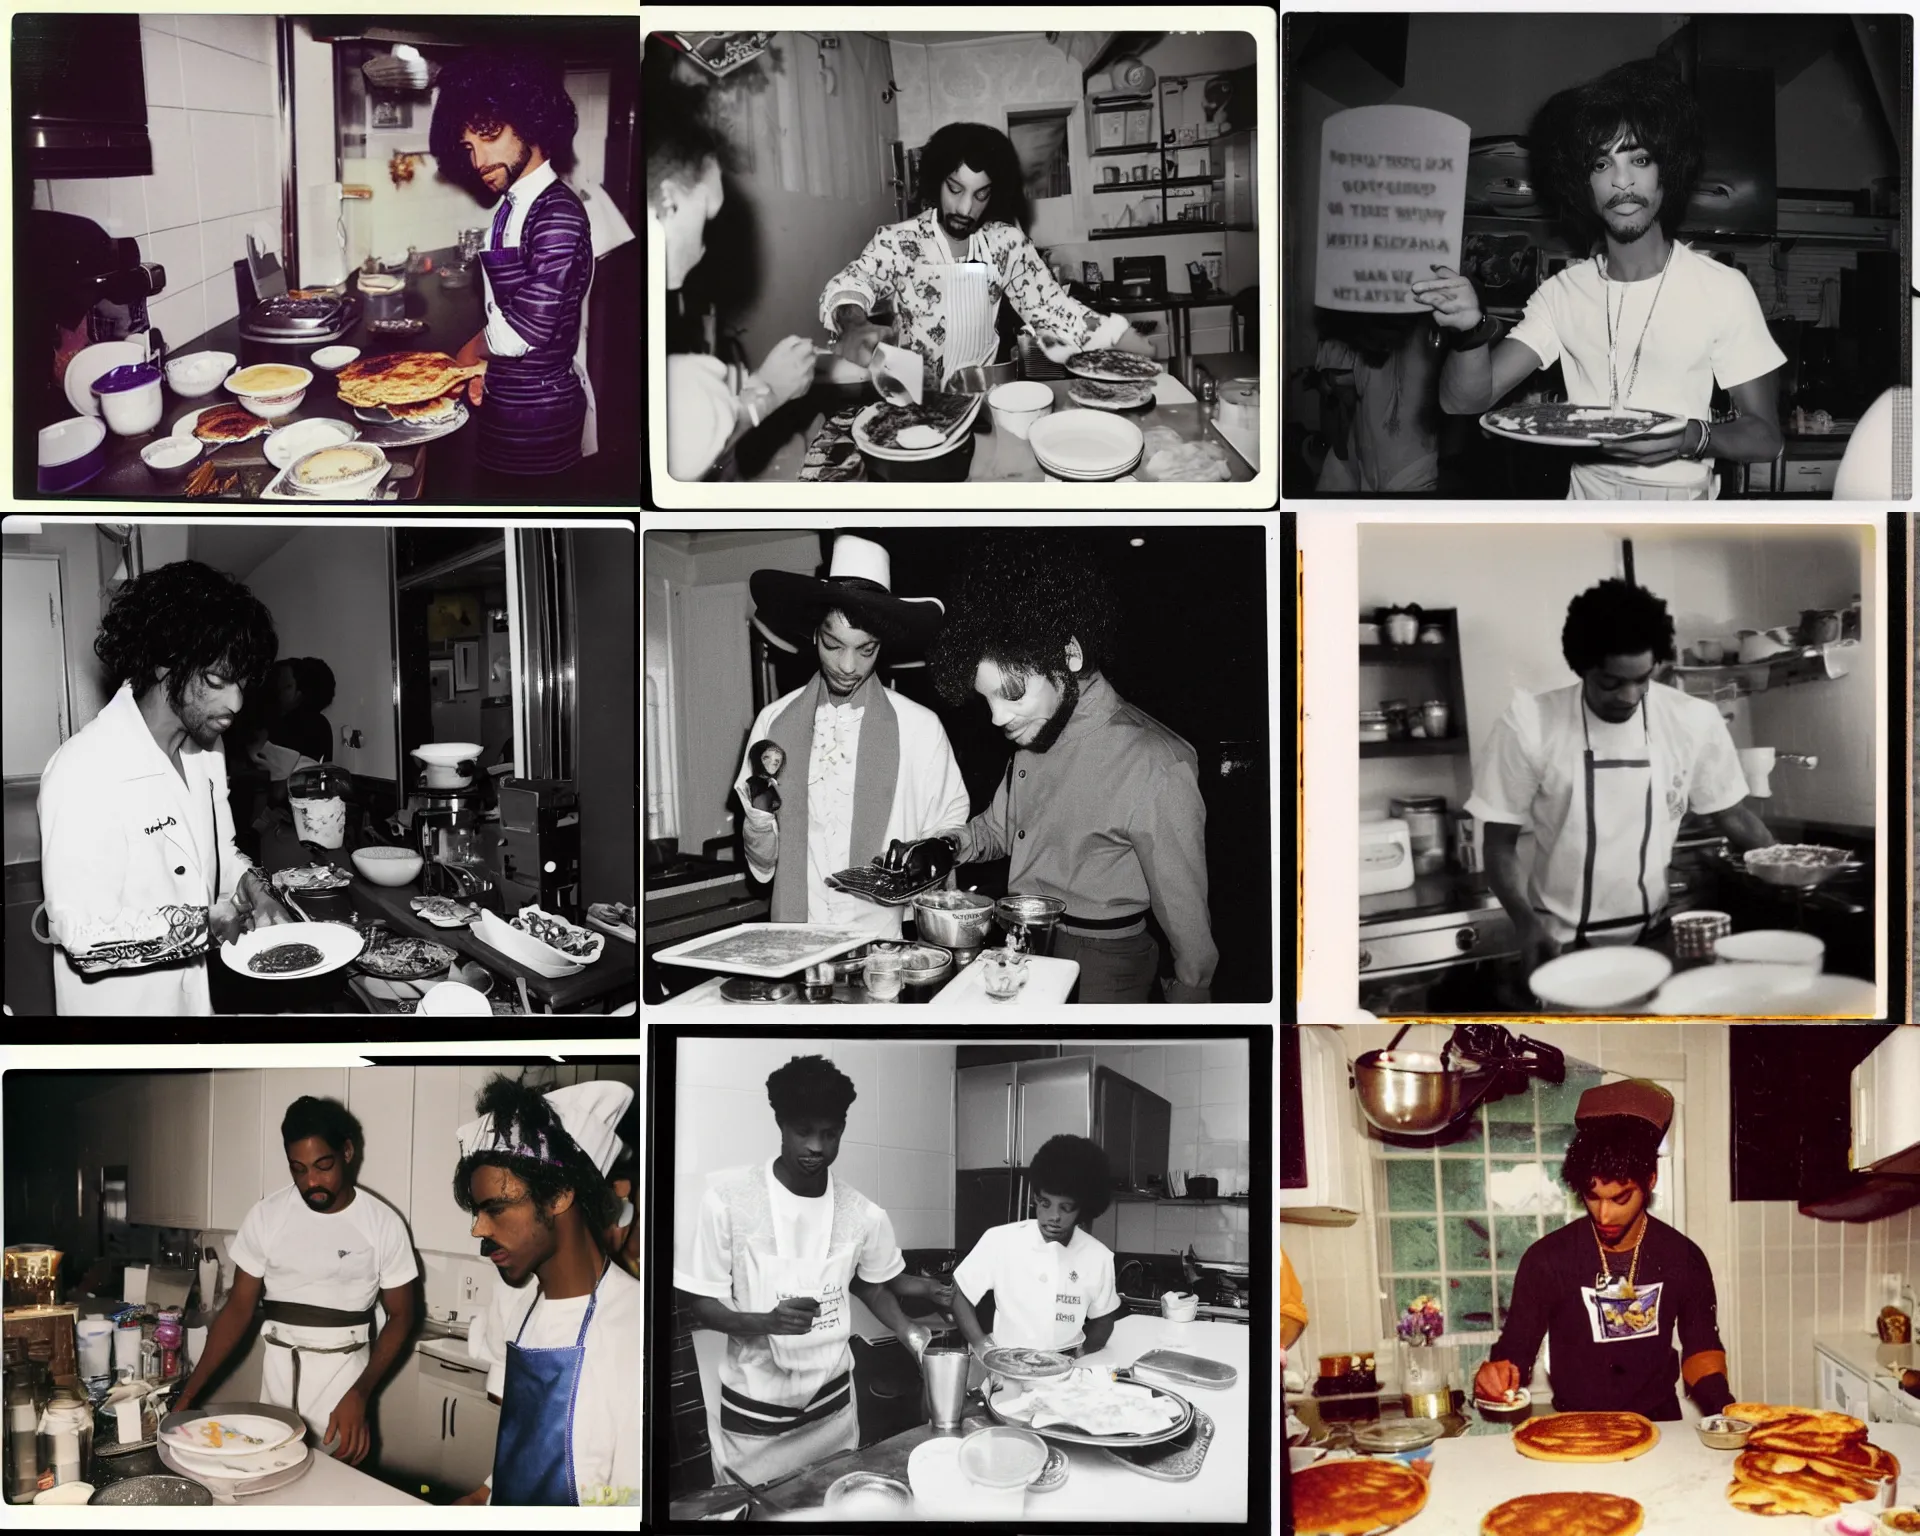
[1025,1219,1084,1255]
[507,157,558,209]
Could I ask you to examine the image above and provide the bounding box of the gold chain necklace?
[1603,244,1674,412]
[1593,1211,1647,1299]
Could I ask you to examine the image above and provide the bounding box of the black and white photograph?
[1282,1022,1920,1532]
[1282,11,1911,500]
[1297,512,1896,1022]
[642,524,1276,1010]
[0,1057,637,1507]
[647,16,1276,496]
[2,516,637,1021]
[655,1029,1269,1523]
[18,10,639,506]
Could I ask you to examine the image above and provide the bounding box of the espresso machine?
[25,210,168,425]
[497,779,581,918]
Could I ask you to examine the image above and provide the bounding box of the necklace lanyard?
[1594,1213,1647,1299]
[1603,245,1674,411]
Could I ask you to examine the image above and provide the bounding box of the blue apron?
[491,1258,608,1505]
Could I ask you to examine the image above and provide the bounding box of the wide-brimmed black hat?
[749,535,945,656]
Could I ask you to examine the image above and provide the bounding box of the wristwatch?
[1447,314,1503,352]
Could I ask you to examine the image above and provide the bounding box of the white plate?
[1713,929,1825,969]
[850,395,984,460]
[66,340,148,418]
[160,1412,302,1460]
[1650,963,1874,1017]
[165,1434,310,1479]
[1027,409,1145,476]
[1040,449,1143,482]
[473,908,588,978]
[1478,403,1686,447]
[1528,946,1673,1011]
[217,921,367,980]
[264,416,358,470]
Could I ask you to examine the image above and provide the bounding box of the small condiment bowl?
[309,345,361,371]
[1696,1414,1754,1449]
[164,349,237,398]
[140,435,206,486]
[1473,1387,1532,1424]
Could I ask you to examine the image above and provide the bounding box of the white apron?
[1530,697,1674,948]
[708,1163,860,1485]
[259,1318,370,1442]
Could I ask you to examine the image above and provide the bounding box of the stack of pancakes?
[1722,1402,1900,1518]
[335,350,484,425]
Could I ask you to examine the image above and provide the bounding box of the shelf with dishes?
[1669,638,1860,697]
[1360,606,1468,756]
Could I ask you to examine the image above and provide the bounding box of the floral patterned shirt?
[819,208,1130,385]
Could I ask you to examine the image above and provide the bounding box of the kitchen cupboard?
[958,1063,1016,1169]
[1730,1026,1892,1201]
[209,1069,265,1230]
[411,1066,481,1255]
[348,1067,416,1224]
[1094,1066,1172,1191]
[373,1366,431,1482]
[256,1068,351,1201]
[391,1350,499,1491]
[129,1073,210,1229]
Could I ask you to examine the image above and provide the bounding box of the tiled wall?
[1080,1038,1252,1266]
[33,16,285,353]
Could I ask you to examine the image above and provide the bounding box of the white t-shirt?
[465,1261,638,1506]
[1505,241,1786,493]
[228,1183,418,1310]
[952,1220,1120,1352]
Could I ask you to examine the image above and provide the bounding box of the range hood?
[17,14,153,179]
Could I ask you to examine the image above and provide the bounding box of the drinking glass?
[865,951,903,1000]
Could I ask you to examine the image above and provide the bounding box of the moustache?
[480,1239,502,1257]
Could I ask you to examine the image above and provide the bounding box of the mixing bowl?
[912,889,996,948]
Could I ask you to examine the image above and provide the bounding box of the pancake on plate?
[1068,378,1155,409]
[1482,1492,1643,1536]
[192,402,272,443]
[337,351,485,408]
[1062,348,1163,383]
[1511,1412,1659,1462]
[385,393,462,425]
[1292,1458,1428,1535]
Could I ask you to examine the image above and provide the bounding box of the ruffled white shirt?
[804,703,879,932]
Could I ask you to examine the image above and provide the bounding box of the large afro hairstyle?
[280,1095,363,1161]
[1533,59,1704,250]
[766,1055,856,1127]
[289,656,336,713]
[1561,1114,1661,1202]
[430,46,578,201]
[1028,1134,1114,1224]
[1560,578,1676,676]
[917,120,1030,232]
[451,1074,620,1233]
[929,534,1122,706]
[94,559,279,717]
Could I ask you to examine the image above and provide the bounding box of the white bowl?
[310,345,361,371]
[1528,946,1672,1011]
[1713,929,1825,974]
[226,364,315,419]
[474,908,586,978]
[140,435,206,484]
[349,846,425,887]
[289,440,388,496]
[165,349,237,398]
[418,981,493,1016]
[987,380,1054,441]
[265,416,356,471]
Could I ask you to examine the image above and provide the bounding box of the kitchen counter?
[762,1315,1249,1520]
[1383,1417,1920,1533]
[86,1433,426,1506]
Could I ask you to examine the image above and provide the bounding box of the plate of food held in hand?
[1479,402,1686,447]
[1292,1457,1429,1535]
[1511,1411,1660,1462]
[1481,1492,1644,1536]
[980,1346,1075,1382]
[1062,347,1164,384]
[218,920,367,980]
[851,389,983,459]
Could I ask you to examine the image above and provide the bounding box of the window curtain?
[729,31,895,202]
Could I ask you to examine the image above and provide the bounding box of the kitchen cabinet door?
[957,1064,1015,1170]
[256,1068,350,1202]
[442,1389,500,1492]
[169,1072,212,1228]
[1016,1057,1095,1164]
[411,1066,477,1254]
[1131,1086,1172,1190]
[348,1067,416,1226]
[127,1079,158,1227]
[209,1071,264,1230]
[1095,1068,1134,1185]
[371,1364,435,1483]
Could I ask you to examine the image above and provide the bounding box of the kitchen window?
[1374,1060,1683,1407]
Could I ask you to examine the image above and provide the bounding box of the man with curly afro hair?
[901,534,1216,1004]
[1419,58,1784,499]
[37,559,298,1016]
[1477,1079,1736,1422]
[1468,576,1774,989]
[430,47,598,490]
[950,1134,1124,1363]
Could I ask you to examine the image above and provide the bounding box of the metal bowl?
[1696,1414,1754,1449]
[912,889,996,947]
[89,1474,213,1505]
[1739,844,1862,889]
[896,943,954,987]
[944,361,1020,395]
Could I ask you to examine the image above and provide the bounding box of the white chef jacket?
[37,681,255,1016]
[953,1220,1120,1352]
[734,684,970,941]
[227,1184,419,1439]
[1465,680,1751,946]
[1504,241,1786,498]
[465,1261,639,1505]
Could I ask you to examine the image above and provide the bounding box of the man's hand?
[1409,264,1483,333]
[322,1388,371,1466]
[754,336,816,406]
[1518,926,1562,981]
[455,331,488,406]
[834,319,896,369]
[209,899,248,948]
[882,837,954,884]
[248,887,297,929]
[764,1297,821,1336]
[1474,1359,1522,1403]
[1112,326,1155,358]
[1596,422,1697,466]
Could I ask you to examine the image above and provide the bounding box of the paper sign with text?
[1315,106,1471,313]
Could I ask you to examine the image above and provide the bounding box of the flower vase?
[1397,1338,1452,1420]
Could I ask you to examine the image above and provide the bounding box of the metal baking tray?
[1129,1348,1239,1389]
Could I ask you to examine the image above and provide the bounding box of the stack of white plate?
[1027,410,1144,481]
[156,1406,312,1499]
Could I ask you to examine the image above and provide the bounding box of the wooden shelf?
[1361,643,1458,662]
[1361,738,1468,758]
[1089,221,1226,240]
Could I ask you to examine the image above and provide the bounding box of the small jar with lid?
[1359,710,1390,745]
[1390,795,1449,875]
[1379,699,1411,739]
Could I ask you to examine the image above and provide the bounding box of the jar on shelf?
[1380,699,1411,739]
[1359,710,1390,745]
[1419,700,1451,739]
